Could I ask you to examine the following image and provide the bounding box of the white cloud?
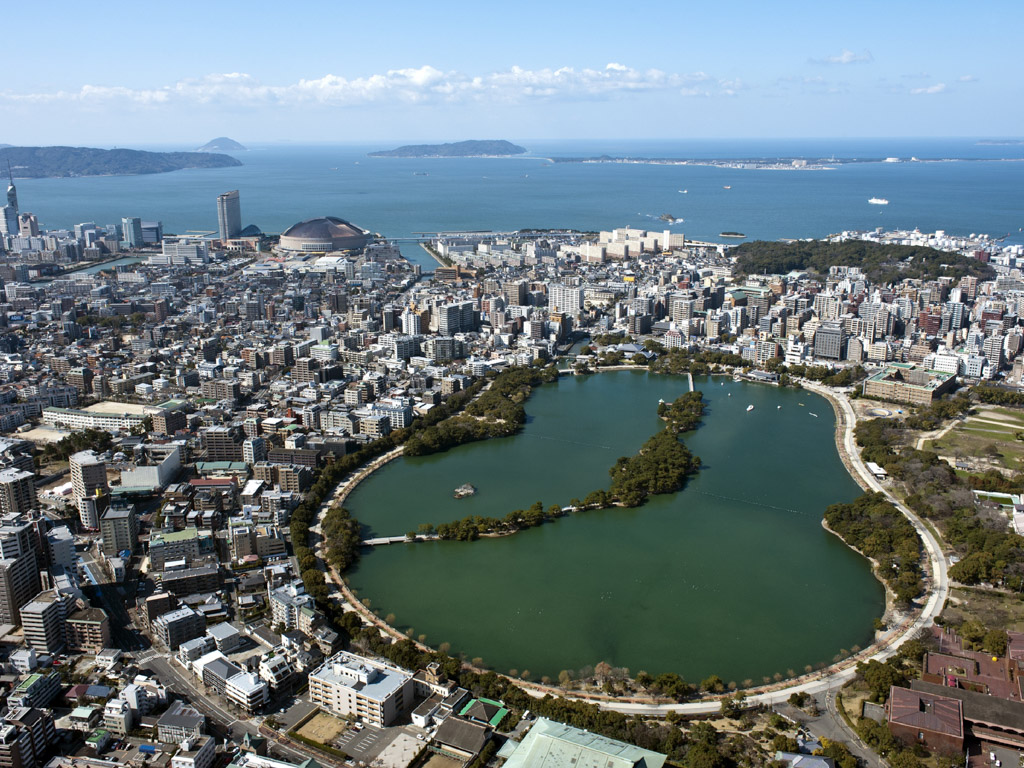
[0,64,744,110]
[910,83,946,95]
[959,74,978,82]
[815,49,873,65]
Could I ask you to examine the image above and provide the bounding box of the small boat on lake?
[746,404,755,412]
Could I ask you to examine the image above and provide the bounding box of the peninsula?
[0,145,242,178]
[369,139,526,158]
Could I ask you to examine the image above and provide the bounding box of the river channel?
[345,371,883,684]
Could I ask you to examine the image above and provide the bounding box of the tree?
[700,674,725,693]
[857,659,907,702]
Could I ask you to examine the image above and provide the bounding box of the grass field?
[926,405,1024,470]
[297,713,349,744]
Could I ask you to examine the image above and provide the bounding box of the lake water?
[345,371,883,684]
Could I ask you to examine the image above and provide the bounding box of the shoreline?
[314,370,945,712]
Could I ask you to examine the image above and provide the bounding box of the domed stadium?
[277,216,373,253]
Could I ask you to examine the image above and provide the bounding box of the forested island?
[732,239,995,284]
[196,136,246,152]
[0,146,242,178]
[369,140,526,158]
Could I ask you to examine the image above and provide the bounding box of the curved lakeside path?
[311,374,950,716]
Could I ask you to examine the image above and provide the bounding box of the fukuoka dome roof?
[279,216,372,251]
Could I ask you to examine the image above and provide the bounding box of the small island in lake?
[0,146,242,178]
[720,231,747,238]
[369,140,527,158]
[196,136,247,152]
[453,483,477,499]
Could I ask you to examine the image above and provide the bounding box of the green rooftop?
[498,718,666,768]
[459,697,509,728]
[151,526,199,545]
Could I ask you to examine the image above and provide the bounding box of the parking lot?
[333,725,395,762]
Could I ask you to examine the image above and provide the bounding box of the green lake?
[345,371,884,684]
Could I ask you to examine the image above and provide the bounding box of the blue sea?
[14,139,1024,270]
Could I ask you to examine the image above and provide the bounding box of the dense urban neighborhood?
[3,173,1024,768]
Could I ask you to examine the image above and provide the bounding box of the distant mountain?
[196,137,247,152]
[369,140,527,158]
[0,146,242,178]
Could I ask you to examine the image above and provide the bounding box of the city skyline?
[2,0,1021,146]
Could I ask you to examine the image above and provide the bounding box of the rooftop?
[497,718,666,768]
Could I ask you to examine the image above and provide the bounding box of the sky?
[2,0,1021,146]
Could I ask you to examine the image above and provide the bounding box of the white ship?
[868,197,889,205]
[746,404,754,412]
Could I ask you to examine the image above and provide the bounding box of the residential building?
[0,471,36,517]
[157,701,205,744]
[308,651,413,726]
[70,451,108,501]
[20,591,69,654]
[269,582,314,631]
[0,707,57,768]
[9,672,61,709]
[171,736,215,768]
[65,608,111,652]
[152,607,205,650]
[99,505,138,556]
[0,553,39,626]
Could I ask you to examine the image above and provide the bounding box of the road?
[140,655,316,764]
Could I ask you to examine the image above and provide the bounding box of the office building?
[216,190,242,241]
[121,217,144,249]
[308,651,413,726]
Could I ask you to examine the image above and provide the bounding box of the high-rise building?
[5,163,17,216]
[548,284,583,318]
[122,217,144,249]
[0,707,57,768]
[216,190,242,241]
[20,590,69,654]
[0,206,16,237]
[0,470,37,517]
[99,504,138,557]
[17,214,39,237]
[70,450,108,500]
[0,554,39,625]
